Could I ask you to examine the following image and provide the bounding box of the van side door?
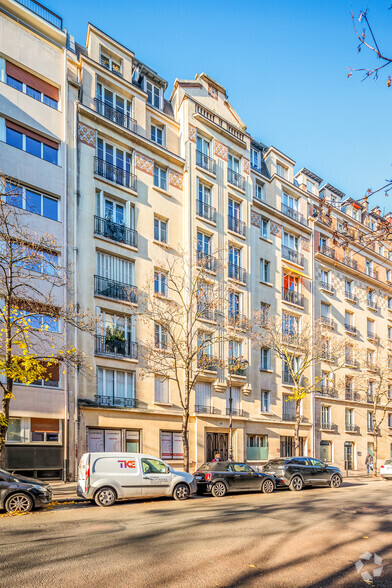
[141,458,172,497]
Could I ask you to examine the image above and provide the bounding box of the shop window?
[160,431,183,460]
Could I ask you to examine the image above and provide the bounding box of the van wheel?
[173,483,190,501]
[211,481,227,497]
[5,493,33,513]
[94,486,117,507]
[289,476,303,492]
[261,479,274,494]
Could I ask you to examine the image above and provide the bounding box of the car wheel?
[5,493,33,513]
[173,483,190,501]
[94,486,117,507]
[289,476,303,492]
[261,478,274,494]
[211,481,227,498]
[330,474,342,489]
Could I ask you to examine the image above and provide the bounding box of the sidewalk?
[50,482,84,503]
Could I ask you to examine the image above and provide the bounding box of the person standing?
[365,453,373,475]
[212,453,222,462]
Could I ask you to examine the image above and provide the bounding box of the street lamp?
[228,355,249,461]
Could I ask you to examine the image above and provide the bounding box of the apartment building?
[0,0,69,478]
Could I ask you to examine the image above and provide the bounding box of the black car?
[263,457,343,491]
[193,461,275,497]
[0,468,52,513]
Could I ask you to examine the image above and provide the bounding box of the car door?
[0,473,10,506]
[288,458,311,484]
[308,458,330,485]
[141,458,172,497]
[230,463,256,490]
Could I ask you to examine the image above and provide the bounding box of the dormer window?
[276,163,288,179]
[306,180,314,194]
[151,123,164,146]
[146,81,160,109]
[100,52,122,76]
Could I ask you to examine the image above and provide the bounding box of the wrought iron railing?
[226,408,245,417]
[94,99,137,132]
[228,312,248,329]
[94,157,137,191]
[196,250,217,272]
[94,275,137,303]
[228,215,246,236]
[95,395,138,408]
[94,216,137,248]
[282,245,303,266]
[195,405,214,414]
[282,288,304,307]
[16,0,63,29]
[95,335,138,359]
[228,263,246,283]
[228,168,245,190]
[197,353,219,372]
[281,203,307,225]
[343,257,358,271]
[196,199,217,223]
[345,324,357,335]
[196,150,216,174]
[318,244,335,259]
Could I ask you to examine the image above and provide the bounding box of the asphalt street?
[1,479,392,588]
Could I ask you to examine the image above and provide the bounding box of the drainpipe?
[63,42,69,481]
[310,216,316,458]
[73,98,79,479]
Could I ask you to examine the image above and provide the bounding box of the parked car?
[0,468,52,513]
[193,461,275,497]
[380,459,392,480]
[263,457,343,491]
[77,453,197,506]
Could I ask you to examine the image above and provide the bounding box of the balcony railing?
[367,424,375,433]
[318,385,338,397]
[282,412,296,421]
[94,216,138,248]
[281,245,303,266]
[226,408,245,417]
[94,275,137,303]
[227,168,245,190]
[282,371,294,385]
[320,281,334,293]
[366,268,379,280]
[95,395,138,408]
[321,351,334,362]
[345,290,357,303]
[345,324,357,335]
[196,250,217,272]
[367,361,376,371]
[196,150,216,174]
[320,316,334,329]
[197,353,219,372]
[367,331,379,342]
[281,203,307,226]
[345,390,360,401]
[197,305,216,322]
[94,99,137,132]
[228,263,246,283]
[246,446,269,460]
[367,299,378,311]
[95,157,137,191]
[321,421,336,431]
[282,288,304,307]
[16,0,63,29]
[196,199,217,223]
[229,361,247,377]
[95,335,138,359]
[345,423,358,433]
[318,244,335,259]
[195,405,214,414]
[228,215,246,236]
[343,257,358,271]
[345,358,359,368]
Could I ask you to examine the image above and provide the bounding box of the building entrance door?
[344,441,354,470]
[206,433,228,462]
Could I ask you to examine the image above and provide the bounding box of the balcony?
[94,275,137,303]
[282,288,304,307]
[95,335,138,359]
[343,257,358,271]
[282,371,294,385]
[345,290,357,303]
[16,0,63,29]
[367,424,375,433]
[345,324,357,335]
[246,446,269,461]
[228,215,246,236]
[320,281,334,294]
[320,316,334,329]
[366,269,379,280]
[95,157,137,191]
[229,361,247,377]
[318,385,338,397]
[345,358,359,368]
[95,395,138,408]
[367,299,378,311]
[197,353,219,372]
[226,408,245,417]
[321,421,337,431]
[196,250,217,272]
[196,150,216,175]
[345,390,360,401]
[197,305,216,322]
[367,362,376,372]
[282,245,304,266]
[228,312,248,330]
[281,203,307,226]
[318,244,335,259]
[195,405,215,414]
[282,412,296,421]
[94,99,137,132]
[367,394,375,403]
[228,263,246,283]
[196,199,217,223]
[367,331,379,343]
[345,423,359,433]
[228,168,245,191]
[319,214,333,228]
[94,216,138,248]
[321,351,334,363]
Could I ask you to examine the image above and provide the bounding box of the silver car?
[77,452,197,506]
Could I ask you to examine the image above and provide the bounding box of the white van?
[77,452,197,506]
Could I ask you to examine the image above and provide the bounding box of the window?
[282,192,298,211]
[154,376,169,403]
[160,431,183,460]
[96,309,134,349]
[367,350,375,369]
[260,302,270,326]
[31,418,60,442]
[153,165,167,190]
[100,52,121,75]
[154,217,167,243]
[367,411,374,432]
[260,348,271,370]
[345,311,354,328]
[5,62,58,109]
[250,148,259,169]
[345,408,354,427]
[5,122,58,164]
[228,198,241,221]
[6,418,24,442]
[283,231,299,253]
[389,297,392,310]
[195,382,212,410]
[226,386,241,412]
[96,252,135,285]
[379,245,384,256]
[388,326,392,340]
[255,182,265,201]
[197,231,212,259]
[306,180,314,194]
[283,313,300,337]
[261,390,271,412]
[198,181,212,206]
[260,217,269,239]
[151,124,164,146]
[368,380,375,399]
[387,270,392,282]
[277,163,288,179]
[154,323,168,349]
[154,270,168,296]
[228,153,240,173]
[367,319,375,336]
[4,182,59,221]
[345,280,353,298]
[260,259,270,283]
[321,269,330,288]
[229,290,242,318]
[345,344,354,364]
[197,134,210,156]
[321,405,331,427]
[229,339,242,362]
[320,440,332,462]
[388,413,392,428]
[366,259,373,276]
[146,82,161,109]
[96,83,132,128]
[280,436,304,458]
[321,302,330,319]
[367,289,376,307]
[228,245,242,280]
[96,139,132,186]
[97,368,136,403]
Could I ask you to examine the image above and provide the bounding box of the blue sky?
[48,0,392,211]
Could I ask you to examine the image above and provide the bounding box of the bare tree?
[0,177,93,469]
[250,314,346,456]
[137,249,237,472]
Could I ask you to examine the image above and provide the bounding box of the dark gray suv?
[263,457,342,491]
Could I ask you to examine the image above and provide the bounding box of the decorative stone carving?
[78,123,96,147]
[135,152,154,175]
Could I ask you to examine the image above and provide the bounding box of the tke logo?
[118,460,136,469]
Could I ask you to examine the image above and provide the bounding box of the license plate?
[194,476,202,480]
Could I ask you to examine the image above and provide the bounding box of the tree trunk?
[0,383,11,470]
[182,409,190,473]
[373,430,378,478]
[294,398,301,456]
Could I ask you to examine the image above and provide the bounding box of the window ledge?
[259,368,273,373]
[259,236,273,244]
[260,411,273,415]
[154,402,173,407]
[153,240,171,250]
[260,281,273,288]
[195,164,216,180]
[153,185,172,198]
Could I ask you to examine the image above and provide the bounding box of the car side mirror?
[165,466,170,474]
